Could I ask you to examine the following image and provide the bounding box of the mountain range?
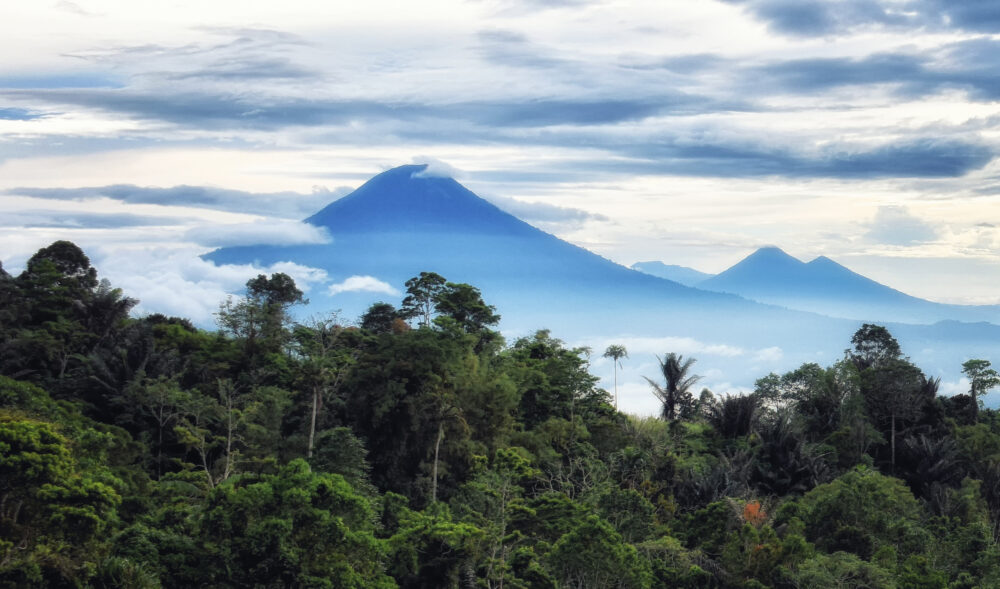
[205,164,1000,408]
[673,246,1000,325]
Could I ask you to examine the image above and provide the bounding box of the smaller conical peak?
[743,246,803,266]
[807,255,839,267]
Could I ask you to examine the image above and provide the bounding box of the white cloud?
[184,221,331,247]
[94,247,329,326]
[328,275,400,296]
[593,335,746,358]
[411,157,464,179]
[753,346,783,363]
[865,205,938,245]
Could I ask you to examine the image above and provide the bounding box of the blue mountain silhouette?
[204,164,1000,391]
[631,261,714,286]
[698,246,1000,324]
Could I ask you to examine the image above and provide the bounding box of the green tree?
[646,353,700,420]
[548,514,652,589]
[961,359,1000,423]
[292,316,356,458]
[861,358,928,472]
[849,323,901,371]
[400,271,446,328]
[198,459,395,588]
[0,413,123,586]
[360,302,402,334]
[603,345,628,409]
[216,272,304,369]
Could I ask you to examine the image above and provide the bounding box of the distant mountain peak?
[746,246,801,263]
[303,164,532,236]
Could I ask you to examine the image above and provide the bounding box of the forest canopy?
[2,240,1000,588]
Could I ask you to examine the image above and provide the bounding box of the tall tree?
[400,271,446,328]
[217,272,304,369]
[603,345,628,409]
[645,353,700,420]
[848,323,901,371]
[862,358,926,472]
[962,359,1000,423]
[293,316,356,458]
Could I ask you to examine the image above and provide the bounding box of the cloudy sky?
[3,0,1000,326]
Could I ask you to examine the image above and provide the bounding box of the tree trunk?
[890,411,896,474]
[432,421,444,503]
[613,363,618,409]
[307,386,319,458]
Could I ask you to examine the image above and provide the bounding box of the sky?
[3,0,1000,329]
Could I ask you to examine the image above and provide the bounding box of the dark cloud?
[0,73,121,89]
[747,39,1000,101]
[817,140,993,178]
[2,210,188,229]
[0,107,46,120]
[726,0,1000,35]
[5,184,348,219]
[756,53,928,93]
[3,88,699,129]
[573,137,993,179]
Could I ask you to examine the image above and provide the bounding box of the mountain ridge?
[696,246,1000,324]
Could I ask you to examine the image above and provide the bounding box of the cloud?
[4,88,690,130]
[755,53,927,94]
[93,248,328,326]
[725,0,1000,36]
[184,221,332,247]
[486,195,608,226]
[0,74,121,89]
[724,0,911,36]
[2,210,189,228]
[0,107,46,120]
[865,205,938,245]
[328,275,400,296]
[753,346,784,363]
[585,136,994,179]
[5,184,348,219]
[411,157,463,179]
[54,1,100,17]
[595,335,746,358]
[476,29,571,70]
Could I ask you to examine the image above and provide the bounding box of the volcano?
[204,164,1000,397]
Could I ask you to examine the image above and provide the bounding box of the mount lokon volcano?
[205,164,1000,401]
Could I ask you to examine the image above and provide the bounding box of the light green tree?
[603,345,628,409]
[962,359,1000,423]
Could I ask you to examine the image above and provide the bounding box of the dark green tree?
[646,353,700,420]
[400,271,446,328]
[848,323,901,371]
[961,359,1000,423]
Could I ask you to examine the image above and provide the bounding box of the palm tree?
[646,353,701,420]
[603,345,628,409]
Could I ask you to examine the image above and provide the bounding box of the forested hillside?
[3,241,1000,588]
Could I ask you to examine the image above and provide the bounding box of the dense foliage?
[2,241,1000,588]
